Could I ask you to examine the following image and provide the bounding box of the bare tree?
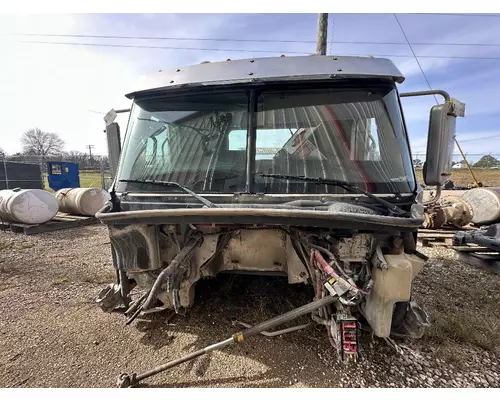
[0,147,5,159]
[20,127,65,156]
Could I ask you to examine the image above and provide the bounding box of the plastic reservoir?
[0,188,59,224]
[55,188,111,217]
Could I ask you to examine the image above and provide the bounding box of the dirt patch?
[415,168,500,188]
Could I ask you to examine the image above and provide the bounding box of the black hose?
[141,234,203,311]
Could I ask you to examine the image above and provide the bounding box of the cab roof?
[125,55,405,99]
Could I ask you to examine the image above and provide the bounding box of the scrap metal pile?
[423,187,500,230]
[423,186,500,262]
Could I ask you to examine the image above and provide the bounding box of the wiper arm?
[120,179,219,208]
[260,173,407,216]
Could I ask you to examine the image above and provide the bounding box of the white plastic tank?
[461,187,500,225]
[0,188,59,224]
[55,188,111,217]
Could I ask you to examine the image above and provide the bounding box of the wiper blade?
[120,179,219,208]
[260,173,407,216]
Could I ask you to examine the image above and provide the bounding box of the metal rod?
[453,137,481,186]
[232,321,311,336]
[245,89,257,193]
[399,90,450,102]
[316,13,329,55]
[117,295,336,387]
[239,295,336,337]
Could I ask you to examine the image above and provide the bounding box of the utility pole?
[87,144,95,169]
[316,13,329,55]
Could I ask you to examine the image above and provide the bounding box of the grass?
[51,276,70,286]
[413,251,500,366]
[51,269,116,286]
[43,170,112,193]
[428,310,500,352]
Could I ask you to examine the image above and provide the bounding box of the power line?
[393,14,482,184]
[10,39,500,61]
[14,40,306,54]
[457,135,500,143]
[412,13,500,18]
[394,14,439,104]
[6,33,500,48]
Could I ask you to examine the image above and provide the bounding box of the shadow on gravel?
[121,274,399,388]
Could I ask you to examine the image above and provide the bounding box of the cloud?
[0,14,233,155]
[1,13,499,160]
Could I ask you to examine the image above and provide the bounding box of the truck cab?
[97,55,464,361]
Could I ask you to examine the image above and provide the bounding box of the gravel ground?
[0,225,499,388]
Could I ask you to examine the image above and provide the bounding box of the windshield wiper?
[120,179,219,208]
[259,173,407,216]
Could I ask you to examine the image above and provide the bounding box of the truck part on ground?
[55,188,111,217]
[0,188,59,224]
[424,187,500,228]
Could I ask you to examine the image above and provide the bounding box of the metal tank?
[55,188,111,217]
[0,188,59,224]
[461,187,500,225]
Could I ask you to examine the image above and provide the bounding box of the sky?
[1,13,500,162]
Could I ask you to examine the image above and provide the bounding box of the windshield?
[116,84,415,195]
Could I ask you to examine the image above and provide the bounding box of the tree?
[473,155,500,168]
[20,128,64,156]
[0,147,5,159]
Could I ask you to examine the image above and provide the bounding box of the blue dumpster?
[47,162,80,191]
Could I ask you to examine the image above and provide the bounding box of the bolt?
[249,59,254,63]
[332,57,338,60]
[337,68,343,72]
[248,72,253,75]
[176,69,180,72]
[170,80,174,84]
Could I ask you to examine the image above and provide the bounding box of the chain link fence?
[0,155,113,191]
[0,159,44,190]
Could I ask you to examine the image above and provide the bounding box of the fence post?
[3,159,9,189]
[39,156,45,190]
[100,159,105,189]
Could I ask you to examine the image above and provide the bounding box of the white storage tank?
[0,188,59,224]
[55,188,111,217]
[461,187,500,225]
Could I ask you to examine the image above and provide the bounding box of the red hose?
[312,250,368,295]
[312,249,340,280]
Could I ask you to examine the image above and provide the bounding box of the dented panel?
[109,224,161,272]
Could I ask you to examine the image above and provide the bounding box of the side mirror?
[105,122,122,179]
[423,99,465,186]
